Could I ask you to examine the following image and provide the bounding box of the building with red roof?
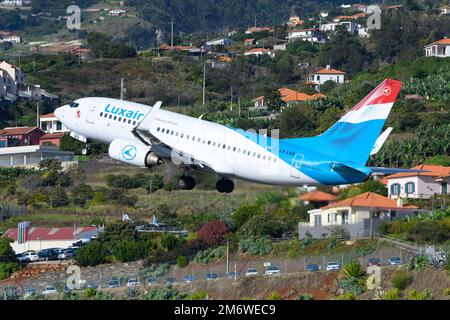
[386,164,450,199]
[424,38,450,58]
[0,126,44,148]
[298,192,420,239]
[299,190,337,208]
[2,226,103,253]
[308,65,346,86]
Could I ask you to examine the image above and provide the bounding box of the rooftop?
[300,190,337,202]
[425,38,450,46]
[313,67,346,75]
[0,126,40,136]
[321,192,418,210]
[3,226,98,241]
[386,164,450,179]
[40,112,56,119]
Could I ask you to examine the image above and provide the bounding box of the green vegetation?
[391,269,413,291]
[0,238,21,280]
[407,288,433,300]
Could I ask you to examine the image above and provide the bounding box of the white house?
[244,48,275,58]
[109,8,126,16]
[440,6,450,15]
[424,38,450,58]
[308,65,345,85]
[386,164,450,199]
[0,34,21,44]
[2,0,23,6]
[205,38,233,46]
[287,28,327,44]
[320,21,360,35]
[298,192,419,239]
[2,226,103,254]
[40,113,70,134]
[0,60,26,98]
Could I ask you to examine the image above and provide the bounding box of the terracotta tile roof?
[322,192,418,210]
[0,126,40,136]
[288,28,320,33]
[279,87,325,102]
[386,164,450,179]
[252,96,265,102]
[246,48,271,53]
[352,12,369,18]
[313,68,346,75]
[244,38,255,42]
[300,190,337,202]
[3,226,98,241]
[335,15,353,20]
[427,38,450,46]
[40,113,55,119]
[40,133,65,139]
[218,56,232,63]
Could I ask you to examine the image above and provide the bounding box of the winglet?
[153,101,162,112]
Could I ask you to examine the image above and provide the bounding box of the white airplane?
[54,78,420,193]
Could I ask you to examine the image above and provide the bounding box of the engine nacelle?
[108,138,161,168]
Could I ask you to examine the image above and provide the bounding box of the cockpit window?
[69,102,79,108]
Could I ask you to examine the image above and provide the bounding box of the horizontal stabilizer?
[369,167,429,174]
[370,127,393,155]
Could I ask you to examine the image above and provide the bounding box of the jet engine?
[108,139,161,168]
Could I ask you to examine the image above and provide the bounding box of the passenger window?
[100,112,103,117]
[113,116,117,120]
[175,132,179,136]
[197,138,201,142]
[109,115,113,119]
[128,119,131,124]
[233,147,236,151]
[186,135,190,139]
[213,142,216,146]
[258,154,261,158]
[223,144,226,149]
[253,152,256,157]
[218,143,221,148]
[180,133,184,138]
[243,149,246,154]
[228,146,231,150]
[133,121,136,125]
[161,128,165,133]
[208,141,211,145]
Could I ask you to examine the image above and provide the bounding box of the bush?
[75,241,109,267]
[379,288,401,300]
[391,269,413,290]
[193,247,225,264]
[188,290,208,300]
[354,245,376,257]
[176,255,188,268]
[197,220,229,246]
[139,263,170,277]
[267,291,283,300]
[239,236,273,256]
[113,240,153,262]
[0,262,21,280]
[407,288,433,300]
[342,261,365,279]
[140,286,187,300]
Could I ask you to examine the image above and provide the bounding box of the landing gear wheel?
[216,178,234,193]
[177,176,196,190]
[81,144,91,156]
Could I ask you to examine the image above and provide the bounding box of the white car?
[23,252,40,262]
[265,266,281,276]
[42,286,57,295]
[127,278,140,287]
[245,268,259,277]
[326,262,341,271]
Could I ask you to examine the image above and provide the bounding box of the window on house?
[390,183,401,195]
[314,215,321,226]
[405,182,415,194]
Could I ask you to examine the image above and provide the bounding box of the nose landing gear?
[81,144,91,156]
[216,178,234,193]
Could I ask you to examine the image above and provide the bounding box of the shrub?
[193,247,225,264]
[354,245,376,257]
[188,291,208,300]
[75,241,109,267]
[1,286,20,300]
[125,288,141,300]
[407,288,433,300]
[391,269,413,290]
[239,236,273,256]
[197,220,229,246]
[83,288,99,300]
[328,226,350,240]
[337,278,365,296]
[140,286,187,300]
[379,288,401,300]
[0,262,21,280]
[336,293,355,300]
[113,240,153,262]
[342,261,365,279]
[139,263,170,277]
[267,291,283,300]
[296,294,313,300]
[176,255,188,268]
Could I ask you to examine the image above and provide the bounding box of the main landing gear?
[216,178,234,193]
[177,175,196,190]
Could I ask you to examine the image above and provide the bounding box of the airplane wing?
[134,102,234,176]
[370,127,393,155]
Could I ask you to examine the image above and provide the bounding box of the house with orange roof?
[251,88,325,109]
[0,126,43,148]
[386,164,450,200]
[244,38,255,46]
[244,48,275,58]
[299,190,337,208]
[287,15,304,27]
[298,192,420,239]
[40,112,70,135]
[245,27,274,34]
[424,38,450,58]
[308,65,346,86]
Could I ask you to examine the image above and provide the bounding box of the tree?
[50,186,70,207]
[231,205,263,230]
[197,220,229,246]
[71,183,94,207]
[0,238,21,280]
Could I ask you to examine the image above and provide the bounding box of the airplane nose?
[54,106,65,121]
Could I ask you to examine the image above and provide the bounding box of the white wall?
[11,240,75,254]
[313,74,344,84]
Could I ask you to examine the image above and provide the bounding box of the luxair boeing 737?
[54,79,421,193]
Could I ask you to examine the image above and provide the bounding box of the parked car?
[42,286,57,295]
[126,278,140,287]
[16,253,29,263]
[367,258,381,267]
[22,251,39,263]
[53,248,66,257]
[24,288,37,298]
[388,257,401,265]
[107,280,120,288]
[38,249,58,261]
[57,249,76,260]
[265,266,281,276]
[326,262,341,271]
[183,275,196,283]
[165,277,176,285]
[245,268,259,277]
[147,277,157,285]
[205,273,219,280]
[227,272,240,279]
[306,264,321,272]
[86,283,98,289]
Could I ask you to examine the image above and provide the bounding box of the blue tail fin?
[284,79,403,165]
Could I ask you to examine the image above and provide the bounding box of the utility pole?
[170,18,175,48]
[226,239,230,275]
[120,78,124,100]
[36,103,39,128]
[230,86,233,108]
[202,61,206,106]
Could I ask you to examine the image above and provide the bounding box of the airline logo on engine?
[104,104,145,120]
[122,145,137,161]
